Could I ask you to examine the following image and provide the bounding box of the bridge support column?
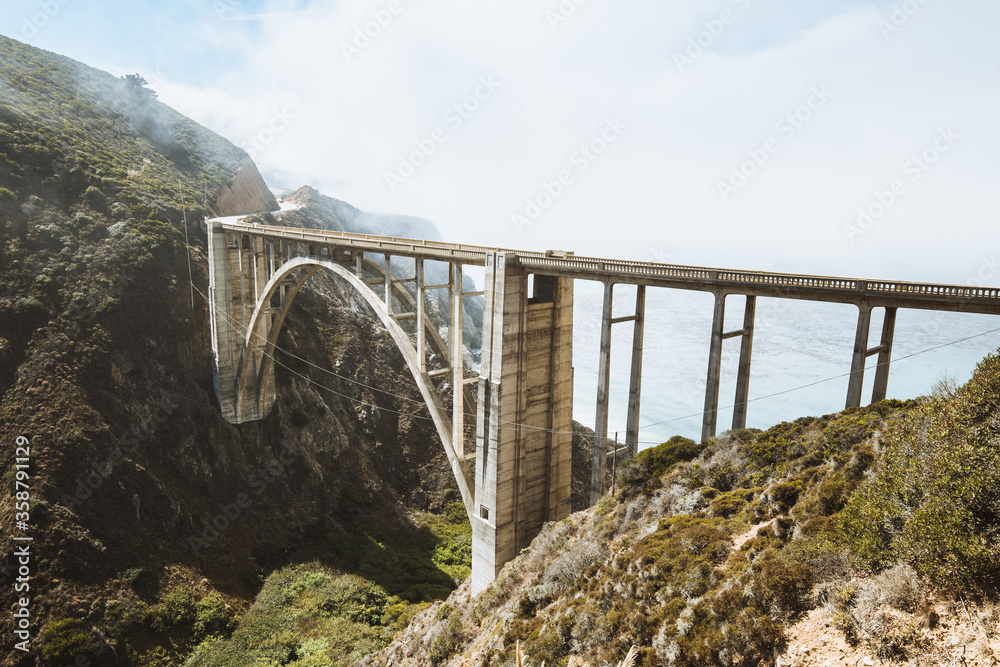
[732,296,756,431]
[847,304,873,408]
[702,294,756,441]
[625,286,646,458]
[208,221,243,422]
[702,292,727,443]
[452,263,465,460]
[847,304,897,408]
[591,283,614,505]
[471,255,573,594]
[872,307,897,402]
[416,260,426,373]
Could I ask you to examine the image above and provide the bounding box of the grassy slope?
[371,353,1000,667]
[0,36,243,220]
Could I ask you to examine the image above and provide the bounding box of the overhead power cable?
[635,325,1000,431]
[192,283,1000,446]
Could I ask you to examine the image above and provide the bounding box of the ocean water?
[569,281,1000,448]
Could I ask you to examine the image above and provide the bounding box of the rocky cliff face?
[212,156,279,216]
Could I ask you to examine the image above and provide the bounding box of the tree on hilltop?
[122,73,157,102]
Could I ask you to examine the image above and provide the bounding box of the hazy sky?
[3,0,998,283]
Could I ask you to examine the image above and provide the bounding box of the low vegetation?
[183,502,472,666]
[841,353,1000,589]
[372,352,1000,666]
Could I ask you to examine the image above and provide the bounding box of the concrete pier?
[625,286,646,458]
[471,255,573,593]
[590,284,646,502]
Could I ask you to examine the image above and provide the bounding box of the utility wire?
[193,284,442,423]
[192,280,1000,446]
[635,325,1000,431]
[195,283,440,408]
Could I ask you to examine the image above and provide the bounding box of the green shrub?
[145,585,197,634]
[83,185,107,210]
[741,420,810,470]
[698,486,720,500]
[384,599,432,632]
[822,410,883,451]
[316,574,388,625]
[769,479,804,511]
[840,353,1000,589]
[812,473,850,515]
[595,496,615,516]
[633,435,704,478]
[40,619,96,663]
[709,487,757,519]
[2,468,15,493]
[184,565,395,666]
[194,593,233,639]
[428,609,464,666]
[124,566,151,590]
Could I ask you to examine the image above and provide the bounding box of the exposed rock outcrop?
[213,156,279,215]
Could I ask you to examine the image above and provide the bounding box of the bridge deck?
[223,221,1000,315]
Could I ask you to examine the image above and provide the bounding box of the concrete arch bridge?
[207,219,1000,592]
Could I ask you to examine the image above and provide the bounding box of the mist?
[3,0,998,284]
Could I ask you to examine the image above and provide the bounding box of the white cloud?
[35,0,999,284]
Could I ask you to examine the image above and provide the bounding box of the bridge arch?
[208,220,575,592]
[233,256,474,515]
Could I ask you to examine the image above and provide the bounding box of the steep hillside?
[0,37,462,666]
[369,357,1000,667]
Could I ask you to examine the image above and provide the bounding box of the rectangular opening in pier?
[529,275,558,304]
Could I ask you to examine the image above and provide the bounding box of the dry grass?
[507,643,640,667]
[873,562,924,612]
[820,562,927,661]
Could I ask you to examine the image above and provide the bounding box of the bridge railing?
[717,272,859,290]
[516,254,1000,304]
[223,222,496,263]
[218,219,1000,306]
[516,255,714,281]
[864,281,1000,299]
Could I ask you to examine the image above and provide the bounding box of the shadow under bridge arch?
[234,256,474,515]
